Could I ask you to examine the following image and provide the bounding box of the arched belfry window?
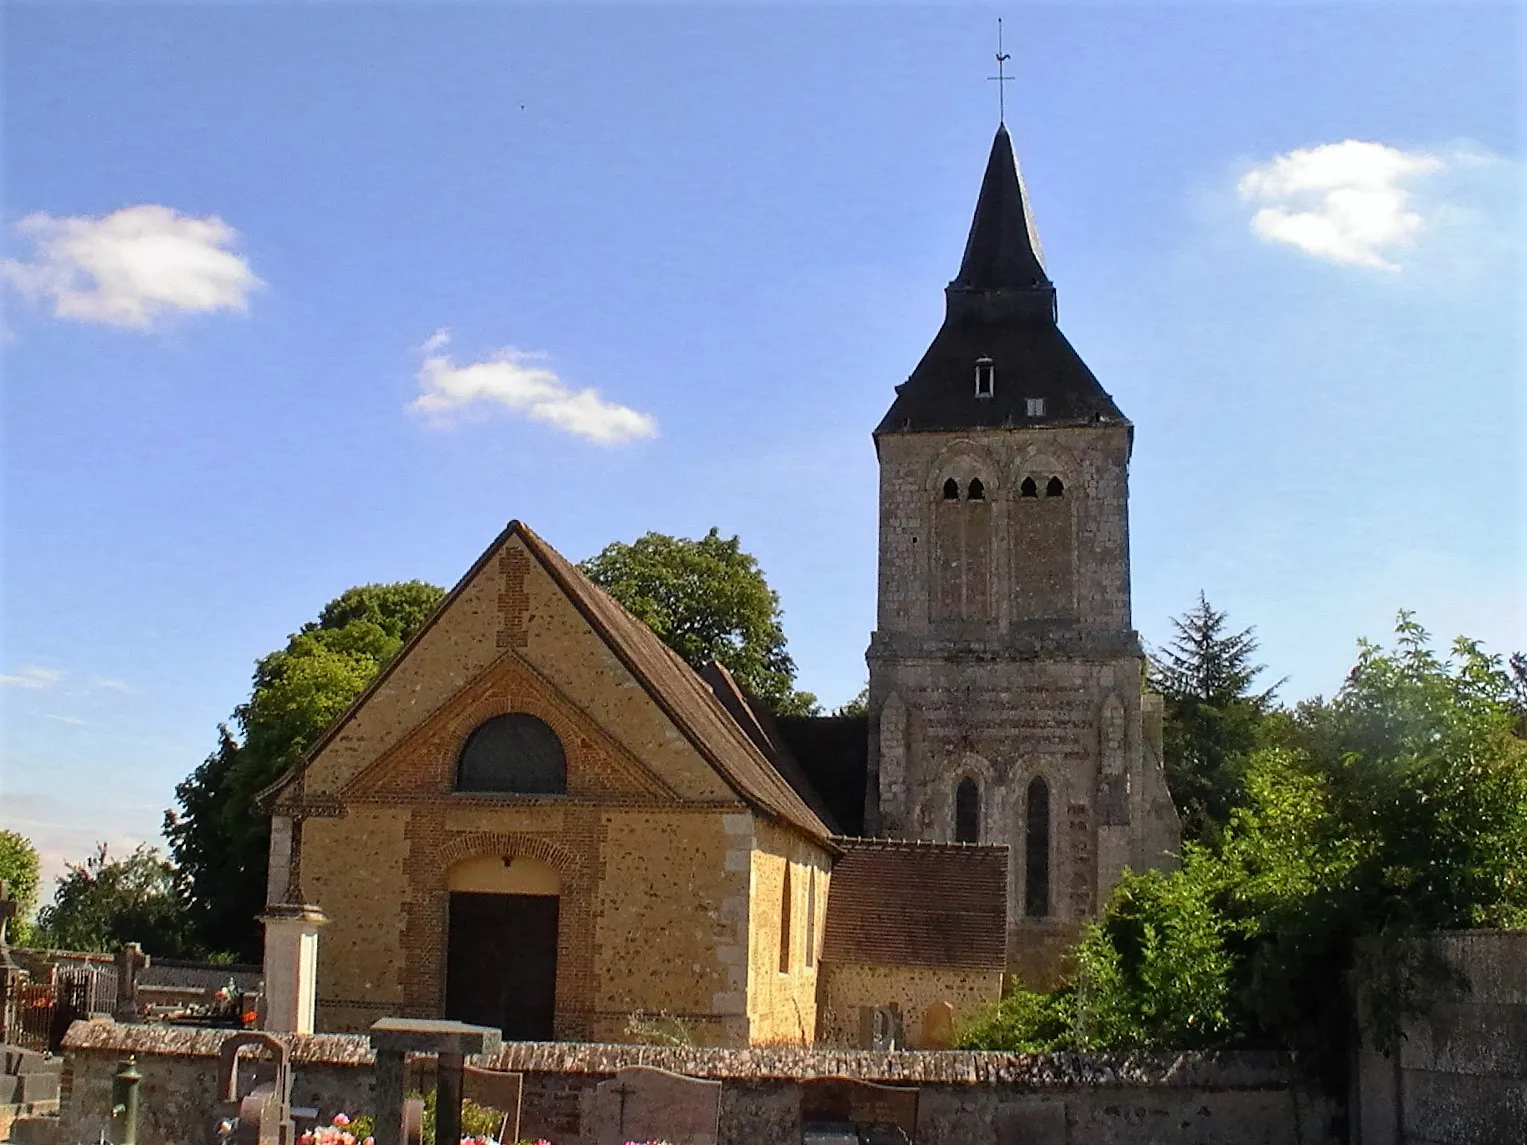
[1025,777,1051,917]
[942,477,961,501]
[1020,476,1038,498]
[955,778,981,844]
[456,713,567,794]
[967,478,985,501]
[1046,476,1065,497]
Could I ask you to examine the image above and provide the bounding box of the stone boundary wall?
[61,1022,1338,1145]
[1353,930,1527,1145]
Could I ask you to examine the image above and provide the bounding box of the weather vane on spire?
[988,17,1013,123]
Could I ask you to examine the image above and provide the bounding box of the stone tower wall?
[867,425,1178,984]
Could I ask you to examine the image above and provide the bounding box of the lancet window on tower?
[942,477,960,500]
[967,478,985,501]
[1047,476,1064,497]
[1020,476,1038,498]
[1025,776,1051,917]
[955,778,981,844]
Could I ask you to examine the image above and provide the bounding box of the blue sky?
[2,4,1521,892]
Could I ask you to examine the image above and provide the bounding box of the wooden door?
[445,892,558,1040]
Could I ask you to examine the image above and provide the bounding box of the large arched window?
[955,778,981,843]
[456,713,566,794]
[1025,777,1051,917]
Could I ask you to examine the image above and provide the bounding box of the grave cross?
[611,1081,637,1137]
[114,942,150,1024]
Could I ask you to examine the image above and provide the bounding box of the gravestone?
[587,1065,721,1145]
[920,1002,955,1050]
[113,943,150,1024]
[0,1045,63,1105]
[462,1065,522,1144]
[858,1005,905,1051]
[217,1032,295,1145]
[801,1077,918,1145]
[369,1019,501,1145]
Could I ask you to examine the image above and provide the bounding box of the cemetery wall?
[815,963,1000,1048]
[1351,929,1527,1144]
[745,819,832,1046]
[60,1023,1339,1145]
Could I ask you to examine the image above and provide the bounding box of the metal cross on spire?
[987,18,1013,123]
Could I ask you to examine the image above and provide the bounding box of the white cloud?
[0,665,61,690]
[1238,141,1445,270]
[411,330,658,445]
[92,677,133,693]
[3,204,261,328]
[43,714,86,726]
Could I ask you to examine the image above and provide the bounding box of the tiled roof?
[699,662,843,834]
[773,714,869,837]
[518,524,835,846]
[820,838,1008,972]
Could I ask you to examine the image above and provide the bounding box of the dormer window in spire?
[1026,397,1045,418]
[974,358,995,399]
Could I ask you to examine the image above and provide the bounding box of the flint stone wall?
[1352,930,1527,1145]
[60,1021,1337,1145]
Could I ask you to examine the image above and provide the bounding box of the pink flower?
[332,1114,351,1127]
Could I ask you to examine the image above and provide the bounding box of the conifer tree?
[1151,593,1280,841]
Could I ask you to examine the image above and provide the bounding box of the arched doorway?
[444,854,560,1040]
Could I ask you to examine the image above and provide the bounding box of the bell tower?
[865,122,1179,983]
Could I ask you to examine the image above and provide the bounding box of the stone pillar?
[260,904,327,1034]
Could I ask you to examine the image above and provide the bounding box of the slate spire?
[873,122,1126,436]
[946,123,1056,323]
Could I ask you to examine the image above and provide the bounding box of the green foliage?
[956,982,1075,1052]
[413,1089,505,1144]
[578,528,819,715]
[0,830,41,945]
[832,685,869,718]
[1213,616,1527,1058]
[1072,866,1235,1050]
[34,843,196,956]
[166,581,445,959]
[964,614,1527,1073]
[1151,593,1280,841]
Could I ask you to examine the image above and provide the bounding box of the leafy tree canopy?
[0,830,41,945]
[34,843,195,956]
[964,615,1527,1079]
[1150,593,1281,841]
[578,529,819,716]
[166,581,445,959]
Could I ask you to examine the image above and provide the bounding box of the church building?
[262,119,1178,1045]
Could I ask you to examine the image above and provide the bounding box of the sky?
[2,3,1522,897]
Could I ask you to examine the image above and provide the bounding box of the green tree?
[832,685,869,718]
[0,830,41,946]
[166,581,444,959]
[34,843,194,956]
[1151,593,1280,840]
[963,616,1527,1076]
[578,529,819,715]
